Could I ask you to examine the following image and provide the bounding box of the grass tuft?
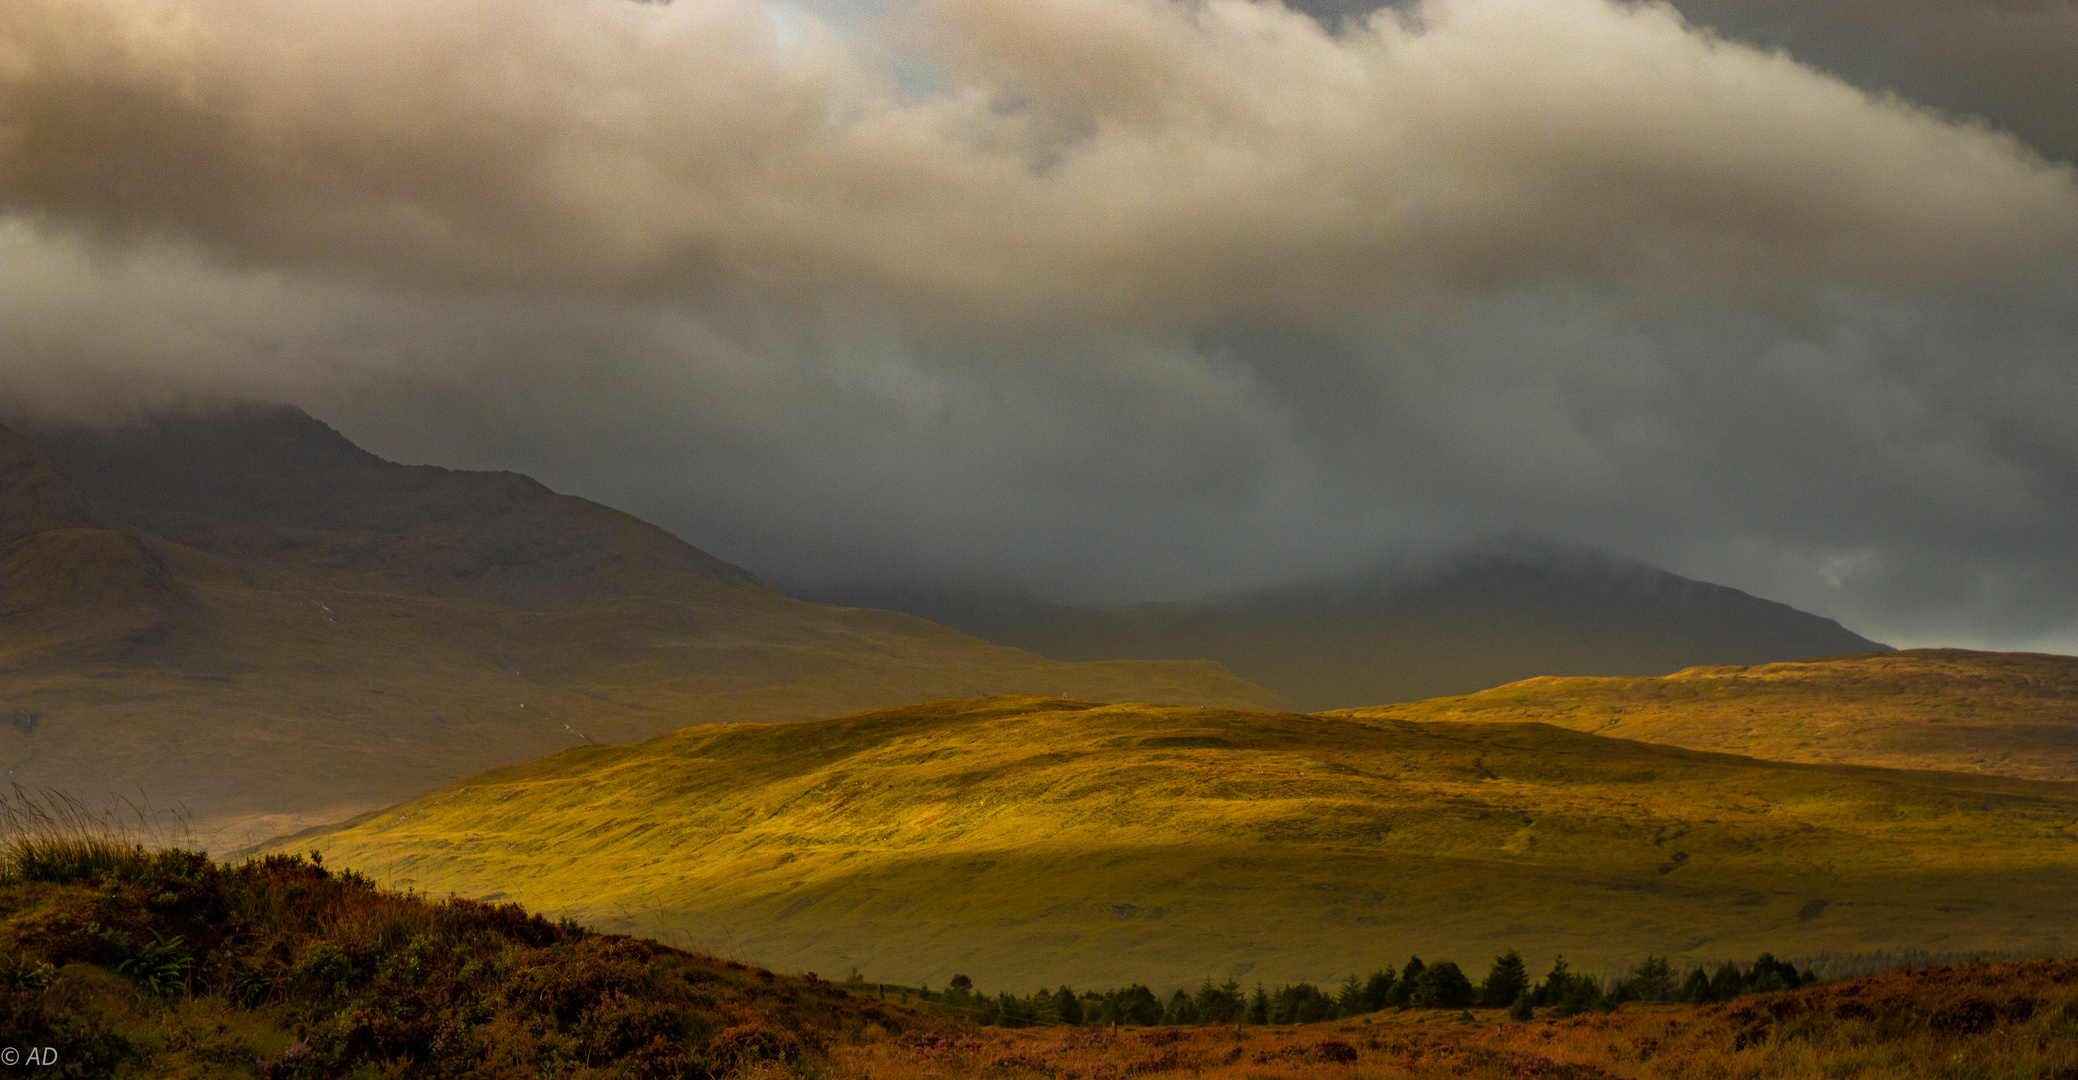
[0,783,193,885]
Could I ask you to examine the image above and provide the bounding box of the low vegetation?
[0,792,921,1078]
[895,948,1816,1028]
[8,810,2074,1079]
[841,956,2078,1080]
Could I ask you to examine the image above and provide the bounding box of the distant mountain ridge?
[817,552,1889,711]
[0,404,1284,849]
[26,403,763,608]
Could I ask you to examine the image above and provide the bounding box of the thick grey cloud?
[0,0,2072,654]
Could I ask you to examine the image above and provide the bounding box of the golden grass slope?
[293,696,2078,992]
[1333,649,2078,782]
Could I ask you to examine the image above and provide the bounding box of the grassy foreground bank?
[4,824,2074,1078]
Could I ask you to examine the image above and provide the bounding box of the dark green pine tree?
[1627,954,1675,1001]
[1747,953,1799,993]
[1412,961,1476,1009]
[1120,984,1165,1025]
[1361,968,1395,1011]
[1336,975,1366,1017]
[1248,983,1271,1024]
[1480,950,1530,1008]
[1386,956,1425,1008]
[1678,968,1712,1003]
[1708,962,1743,1002]
[1532,955,1570,1007]
[1056,986,1084,1026]
[1162,988,1200,1025]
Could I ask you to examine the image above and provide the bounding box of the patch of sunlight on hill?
[289,695,2078,991]
[1336,649,2078,781]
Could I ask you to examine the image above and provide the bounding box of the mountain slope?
[1334,649,2078,781]
[0,424,212,667]
[289,695,2078,991]
[0,406,1285,849]
[817,553,1889,711]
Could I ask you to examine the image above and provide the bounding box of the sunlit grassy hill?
[0,406,1284,850]
[1333,650,2078,781]
[290,696,2078,992]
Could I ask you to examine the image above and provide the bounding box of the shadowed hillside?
[287,695,2078,991]
[816,554,1889,711]
[1335,649,2078,782]
[0,406,1285,850]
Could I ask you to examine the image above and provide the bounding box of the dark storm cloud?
[0,0,2072,652]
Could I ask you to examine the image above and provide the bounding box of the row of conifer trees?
[920,950,1815,1027]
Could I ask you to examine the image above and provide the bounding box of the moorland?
[3,820,2073,1080]
[287,662,2078,991]
[1339,648,2078,781]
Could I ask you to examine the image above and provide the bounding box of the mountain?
[1334,648,2078,782]
[0,404,1285,849]
[287,694,2078,991]
[813,553,1889,711]
[0,424,210,668]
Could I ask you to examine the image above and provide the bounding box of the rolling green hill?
[0,406,1284,851]
[288,695,2078,992]
[1333,649,2078,782]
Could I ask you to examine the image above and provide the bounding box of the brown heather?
[847,960,2078,1080]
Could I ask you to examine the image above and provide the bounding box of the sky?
[0,0,2072,653]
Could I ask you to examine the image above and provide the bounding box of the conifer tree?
[1336,975,1366,1017]
[1708,962,1743,1002]
[1626,954,1675,1001]
[1678,968,1712,1003]
[1386,956,1425,1008]
[1248,983,1271,1025]
[1162,988,1200,1025]
[1056,986,1084,1026]
[1480,950,1529,1008]
[1532,955,1569,1007]
[1120,984,1164,1025]
[1412,961,1475,1009]
[1362,968,1394,1011]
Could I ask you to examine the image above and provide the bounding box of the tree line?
[897,950,1816,1027]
